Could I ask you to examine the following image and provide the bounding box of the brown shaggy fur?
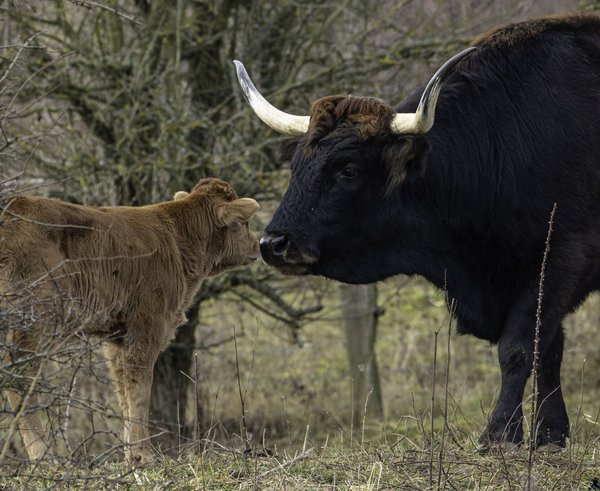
[306,95,395,146]
[383,136,422,192]
[303,95,419,187]
[0,178,259,464]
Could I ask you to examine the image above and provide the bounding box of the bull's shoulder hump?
[474,13,600,49]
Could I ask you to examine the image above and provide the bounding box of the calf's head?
[175,178,260,275]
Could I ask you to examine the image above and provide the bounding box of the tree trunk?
[340,283,384,425]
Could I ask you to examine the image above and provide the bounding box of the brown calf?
[0,178,259,463]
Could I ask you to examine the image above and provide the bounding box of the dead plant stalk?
[526,202,557,490]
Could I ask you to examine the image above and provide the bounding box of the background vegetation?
[2,0,600,489]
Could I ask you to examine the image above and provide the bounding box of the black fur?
[261,14,600,450]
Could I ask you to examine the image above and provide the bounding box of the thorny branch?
[526,202,557,490]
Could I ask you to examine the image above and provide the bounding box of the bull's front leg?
[477,283,564,452]
[477,328,532,451]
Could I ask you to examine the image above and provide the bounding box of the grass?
[2,276,600,488]
[1,432,599,490]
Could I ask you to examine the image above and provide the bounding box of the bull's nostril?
[272,237,287,255]
[260,234,288,257]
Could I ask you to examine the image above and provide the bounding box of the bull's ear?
[216,198,260,227]
[278,137,300,163]
[174,191,189,200]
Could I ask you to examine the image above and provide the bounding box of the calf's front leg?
[104,343,130,446]
[120,338,161,465]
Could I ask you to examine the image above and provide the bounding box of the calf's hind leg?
[3,328,51,461]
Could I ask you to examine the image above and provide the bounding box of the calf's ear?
[216,198,260,227]
[174,191,189,200]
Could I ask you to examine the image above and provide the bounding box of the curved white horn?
[391,47,477,135]
[233,60,310,136]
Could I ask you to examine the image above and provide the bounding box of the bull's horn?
[233,60,310,136]
[391,47,476,134]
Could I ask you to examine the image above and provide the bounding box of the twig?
[429,328,439,488]
[3,207,95,230]
[232,324,250,453]
[0,357,47,464]
[526,202,557,490]
[67,0,142,25]
[0,34,40,85]
[438,297,456,490]
[62,371,78,456]
[362,387,373,450]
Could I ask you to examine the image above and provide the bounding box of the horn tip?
[233,60,245,74]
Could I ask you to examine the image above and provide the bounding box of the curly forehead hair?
[306,95,395,146]
[191,178,238,200]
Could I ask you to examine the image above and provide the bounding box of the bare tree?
[1,0,588,460]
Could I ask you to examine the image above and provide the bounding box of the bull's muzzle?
[259,233,318,274]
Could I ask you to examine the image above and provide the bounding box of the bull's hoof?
[476,440,520,454]
[535,442,565,453]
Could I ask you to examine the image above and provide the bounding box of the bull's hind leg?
[535,326,569,450]
[3,328,50,461]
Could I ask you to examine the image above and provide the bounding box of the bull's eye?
[341,166,358,180]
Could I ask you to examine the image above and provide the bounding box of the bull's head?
[235,48,475,283]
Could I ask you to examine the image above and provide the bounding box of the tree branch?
[67,0,142,25]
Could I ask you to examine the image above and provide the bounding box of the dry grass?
[1,430,599,490]
[2,275,600,488]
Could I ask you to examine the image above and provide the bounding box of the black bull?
[236,14,600,451]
